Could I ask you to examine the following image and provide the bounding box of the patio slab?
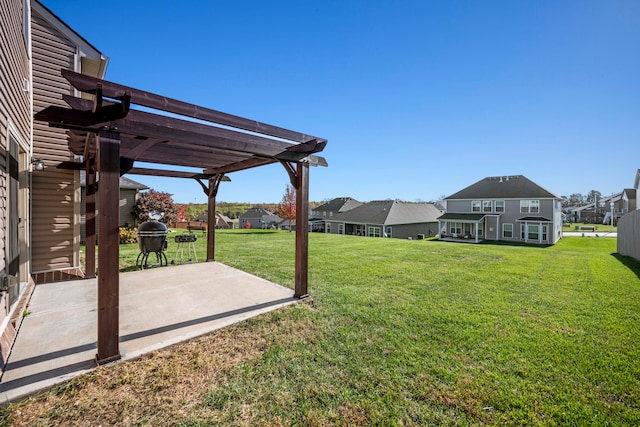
[0,262,297,405]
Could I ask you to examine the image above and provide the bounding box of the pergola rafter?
[34,70,327,364]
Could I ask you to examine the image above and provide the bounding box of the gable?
[446,175,559,200]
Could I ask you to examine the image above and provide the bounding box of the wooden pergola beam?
[62,68,323,144]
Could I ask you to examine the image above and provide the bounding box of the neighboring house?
[617,169,640,263]
[439,175,563,245]
[79,173,149,243]
[312,197,362,220]
[311,197,361,232]
[239,207,282,229]
[569,192,624,225]
[621,188,637,214]
[193,212,234,228]
[1,0,35,368]
[30,0,108,283]
[324,200,442,239]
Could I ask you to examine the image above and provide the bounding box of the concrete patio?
[0,262,297,405]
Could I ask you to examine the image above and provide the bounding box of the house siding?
[29,3,106,281]
[0,0,35,372]
[387,223,438,239]
[30,7,79,276]
[1,0,31,281]
[618,209,640,263]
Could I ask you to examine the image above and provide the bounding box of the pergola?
[35,69,327,364]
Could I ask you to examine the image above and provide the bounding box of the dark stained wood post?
[206,174,224,262]
[207,177,216,261]
[294,161,310,298]
[96,130,121,364]
[85,156,96,278]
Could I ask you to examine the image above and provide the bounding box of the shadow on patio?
[0,262,297,404]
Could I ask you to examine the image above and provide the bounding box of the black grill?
[136,220,168,269]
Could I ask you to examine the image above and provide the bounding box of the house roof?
[437,213,486,222]
[517,216,553,222]
[446,175,559,200]
[331,200,441,226]
[314,197,362,213]
[80,170,148,190]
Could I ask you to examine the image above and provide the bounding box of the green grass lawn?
[6,231,640,425]
[563,222,617,232]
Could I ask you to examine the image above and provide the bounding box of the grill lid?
[138,220,168,233]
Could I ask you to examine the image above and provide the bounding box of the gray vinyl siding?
[30,7,79,272]
[387,223,438,239]
[618,210,640,263]
[0,0,32,355]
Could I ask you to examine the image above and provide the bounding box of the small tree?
[176,204,187,222]
[277,184,296,230]
[132,190,179,224]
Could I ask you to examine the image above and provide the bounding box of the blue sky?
[42,0,639,204]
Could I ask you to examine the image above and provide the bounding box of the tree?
[568,193,586,206]
[176,204,187,222]
[586,190,602,204]
[276,185,296,230]
[132,190,179,224]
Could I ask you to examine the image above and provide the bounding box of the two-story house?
[438,175,563,245]
[239,207,282,229]
[312,197,362,220]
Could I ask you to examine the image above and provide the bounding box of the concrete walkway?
[0,262,297,404]
[563,231,617,237]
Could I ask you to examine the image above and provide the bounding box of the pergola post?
[85,156,96,278]
[96,130,121,364]
[294,161,310,298]
[205,174,224,262]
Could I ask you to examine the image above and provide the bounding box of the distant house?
[617,169,640,263]
[324,200,442,239]
[311,197,362,232]
[569,192,624,225]
[193,212,234,228]
[439,175,563,244]
[239,207,282,229]
[80,174,149,242]
[312,197,362,220]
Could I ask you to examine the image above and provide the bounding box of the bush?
[119,227,137,244]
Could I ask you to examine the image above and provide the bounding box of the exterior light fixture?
[31,157,45,171]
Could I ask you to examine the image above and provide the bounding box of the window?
[483,200,492,212]
[323,211,326,218]
[542,225,548,241]
[330,212,333,217]
[530,200,540,213]
[338,223,344,235]
[477,222,484,236]
[472,201,481,212]
[495,200,505,212]
[520,200,540,213]
[528,225,539,240]
[451,222,462,235]
[325,223,331,233]
[503,223,513,238]
[369,226,381,237]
